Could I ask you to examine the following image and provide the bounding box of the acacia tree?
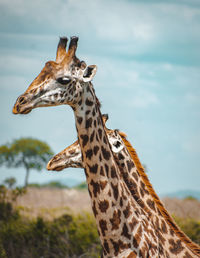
[0,138,54,187]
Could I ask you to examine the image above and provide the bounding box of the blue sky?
[0,0,200,195]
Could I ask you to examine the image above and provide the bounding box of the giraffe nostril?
[18,96,26,104]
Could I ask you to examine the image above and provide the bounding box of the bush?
[68,213,101,257]
[174,216,200,245]
[0,201,101,258]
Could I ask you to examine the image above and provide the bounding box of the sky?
[0,0,200,195]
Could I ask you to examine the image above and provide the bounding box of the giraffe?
[12,36,200,257]
[47,114,200,258]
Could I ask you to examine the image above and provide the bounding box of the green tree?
[0,138,54,187]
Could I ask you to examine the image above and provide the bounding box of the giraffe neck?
[118,135,200,257]
[72,83,148,257]
[72,83,200,257]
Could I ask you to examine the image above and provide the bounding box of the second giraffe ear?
[83,65,97,82]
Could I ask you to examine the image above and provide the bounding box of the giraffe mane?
[119,133,200,256]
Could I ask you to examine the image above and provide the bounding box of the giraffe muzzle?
[12,95,32,114]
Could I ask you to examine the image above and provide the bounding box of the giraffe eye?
[57,77,71,85]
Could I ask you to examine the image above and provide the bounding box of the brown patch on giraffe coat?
[122,223,131,239]
[126,160,134,171]
[132,172,138,182]
[85,149,93,160]
[118,153,125,160]
[100,180,107,190]
[90,130,95,142]
[100,166,105,176]
[168,239,184,255]
[99,219,107,237]
[90,180,100,197]
[96,134,99,142]
[92,201,98,217]
[103,240,110,255]
[85,117,93,128]
[88,163,98,174]
[183,251,193,258]
[111,239,130,257]
[129,217,138,231]
[123,203,131,218]
[98,128,102,140]
[111,182,119,201]
[98,200,109,213]
[146,199,156,212]
[108,189,111,197]
[120,197,123,207]
[80,134,89,147]
[140,188,144,198]
[139,247,146,257]
[110,210,121,230]
[110,165,117,178]
[161,219,168,234]
[105,163,109,177]
[127,251,137,258]
[140,181,149,195]
[103,136,107,144]
[92,108,96,116]
[85,98,93,106]
[93,145,99,155]
[99,154,102,161]
[133,225,142,249]
[101,146,111,160]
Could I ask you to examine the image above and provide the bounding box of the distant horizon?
[1,167,200,199]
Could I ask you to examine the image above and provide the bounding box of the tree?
[0,138,54,187]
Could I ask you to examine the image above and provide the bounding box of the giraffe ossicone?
[13,36,200,257]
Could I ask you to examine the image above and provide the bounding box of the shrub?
[0,201,101,258]
[174,216,200,245]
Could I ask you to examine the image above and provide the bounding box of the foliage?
[68,212,101,257]
[75,181,87,190]
[0,201,101,258]
[3,177,16,189]
[28,181,69,189]
[42,181,68,189]
[0,182,26,204]
[184,196,197,201]
[0,138,54,187]
[173,216,200,245]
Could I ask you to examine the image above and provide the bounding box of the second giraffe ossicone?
[13,36,200,257]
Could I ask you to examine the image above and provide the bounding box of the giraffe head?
[12,37,97,114]
[47,114,124,171]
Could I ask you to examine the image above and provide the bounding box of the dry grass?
[162,197,200,220]
[14,187,200,220]
[14,187,92,220]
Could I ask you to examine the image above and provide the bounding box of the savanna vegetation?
[0,180,200,258]
[0,183,101,258]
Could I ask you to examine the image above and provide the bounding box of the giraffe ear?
[83,65,97,82]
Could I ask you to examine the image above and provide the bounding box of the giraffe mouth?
[21,108,32,114]
[12,105,32,115]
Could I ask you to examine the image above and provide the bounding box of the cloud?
[128,89,159,108]
[1,0,200,65]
